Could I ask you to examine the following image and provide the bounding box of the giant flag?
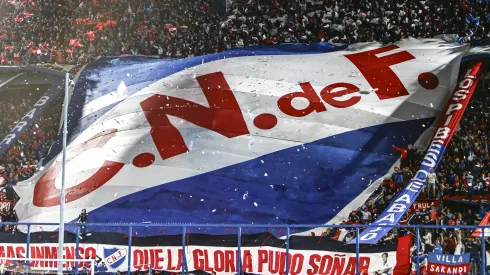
[14,38,467,236]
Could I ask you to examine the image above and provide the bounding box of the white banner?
[0,243,397,275]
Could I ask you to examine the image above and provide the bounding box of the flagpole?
[58,72,69,275]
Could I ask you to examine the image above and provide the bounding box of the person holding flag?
[392,144,409,168]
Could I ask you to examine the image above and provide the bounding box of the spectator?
[433,238,443,254]
[407,144,418,167]
[444,233,457,254]
[348,210,360,224]
[467,237,481,274]
[392,167,404,189]
[427,168,438,199]
[466,171,475,201]
[403,167,413,187]
[454,230,464,255]
[360,207,371,223]
[393,144,409,168]
[429,205,438,223]
[478,205,486,220]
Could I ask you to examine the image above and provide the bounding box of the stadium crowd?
[1,0,490,273]
[0,0,489,236]
[0,0,490,65]
[0,89,62,232]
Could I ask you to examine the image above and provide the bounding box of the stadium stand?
[0,71,63,233]
[0,0,489,65]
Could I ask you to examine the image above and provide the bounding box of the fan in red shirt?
[392,144,409,168]
[429,206,438,222]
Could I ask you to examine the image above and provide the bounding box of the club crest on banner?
[103,248,127,269]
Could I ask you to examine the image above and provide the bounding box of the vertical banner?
[351,61,484,245]
[0,79,64,156]
[427,253,470,275]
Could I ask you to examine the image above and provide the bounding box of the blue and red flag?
[10,38,473,236]
[427,253,470,275]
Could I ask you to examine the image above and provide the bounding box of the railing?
[0,222,488,275]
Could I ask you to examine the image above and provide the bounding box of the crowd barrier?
[0,222,487,275]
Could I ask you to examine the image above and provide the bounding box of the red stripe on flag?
[394,234,412,275]
[472,210,490,237]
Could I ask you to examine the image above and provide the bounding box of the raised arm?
[392,145,404,152]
